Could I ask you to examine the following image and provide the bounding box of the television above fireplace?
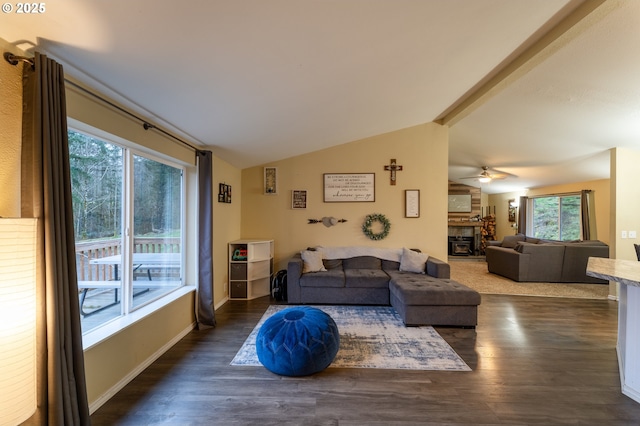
[448,194,472,212]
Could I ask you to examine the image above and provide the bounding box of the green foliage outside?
[532,195,581,241]
[69,130,182,242]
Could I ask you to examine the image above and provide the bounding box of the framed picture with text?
[323,173,375,202]
[405,189,420,218]
[292,190,307,209]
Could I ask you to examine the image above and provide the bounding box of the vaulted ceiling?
[2,0,638,194]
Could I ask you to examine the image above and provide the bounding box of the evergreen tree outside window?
[530,195,581,241]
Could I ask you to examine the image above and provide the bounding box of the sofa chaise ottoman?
[388,273,481,327]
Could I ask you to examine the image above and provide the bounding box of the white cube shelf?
[228,239,274,300]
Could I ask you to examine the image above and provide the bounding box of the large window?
[69,129,184,334]
[529,194,581,241]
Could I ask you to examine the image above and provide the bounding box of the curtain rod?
[4,51,199,154]
[3,52,34,67]
[526,190,589,199]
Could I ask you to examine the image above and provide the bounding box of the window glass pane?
[531,195,581,241]
[532,197,559,240]
[560,196,581,240]
[69,130,123,333]
[131,155,183,309]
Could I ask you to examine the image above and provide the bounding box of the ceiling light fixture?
[478,171,492,183]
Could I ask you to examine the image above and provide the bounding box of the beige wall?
[610,147,640,299]
[241,122,450,269]
[212,156,242,303]
[611,148,640,261]
[83,291,195,408]
[488,179,611,245]
[488,191,523,240]
[0,39,24,217]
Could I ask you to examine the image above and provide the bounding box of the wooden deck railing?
[75,238,180,281]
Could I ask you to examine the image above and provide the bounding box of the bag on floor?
[271,269,287,302]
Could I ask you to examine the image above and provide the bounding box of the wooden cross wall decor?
[384,158,403,185]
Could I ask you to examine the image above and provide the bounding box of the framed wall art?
[323,173,375,202]
[405,189,420,218]
[264,167,278,195]
[292,190,307,209]
[508,199,517,222]
[218,183,231,203]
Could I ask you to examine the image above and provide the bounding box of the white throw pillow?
[399,247,428,274]
[301,250,327,273]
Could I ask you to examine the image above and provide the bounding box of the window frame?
[526,193,583,241]
[68,121,193,348]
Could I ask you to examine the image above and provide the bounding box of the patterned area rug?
[231,305,470,371]
[450,259,610,299]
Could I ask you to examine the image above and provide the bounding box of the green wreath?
[362,213,391,240]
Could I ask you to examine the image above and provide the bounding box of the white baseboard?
[88,321,196,414]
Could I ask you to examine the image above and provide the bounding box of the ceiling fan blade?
[458,166,511,181]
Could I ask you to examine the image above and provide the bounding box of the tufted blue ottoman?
[256,306,340,376]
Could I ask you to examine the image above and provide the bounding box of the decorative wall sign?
[308,217,347,227]
[323,173,375,202]
[405,189,420,218]
[292,190,307,209]
[218,183,232,203]
[264,167,278,195]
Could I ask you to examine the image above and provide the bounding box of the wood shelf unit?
[228,239,274,300]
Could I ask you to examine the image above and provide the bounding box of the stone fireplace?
[447,223,482,256]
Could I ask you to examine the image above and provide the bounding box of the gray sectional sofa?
[485,234,609,283]
[287,247,481,327]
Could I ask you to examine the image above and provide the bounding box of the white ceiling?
[2,0,639,194]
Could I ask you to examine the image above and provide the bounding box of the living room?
[3,1,640,424]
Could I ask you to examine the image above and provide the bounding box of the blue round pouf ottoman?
[256,307,340,376]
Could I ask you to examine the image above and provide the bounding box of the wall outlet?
[631,231,637,239]
[622,230,628,239]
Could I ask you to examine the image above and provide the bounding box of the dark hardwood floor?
[91,294,640,425]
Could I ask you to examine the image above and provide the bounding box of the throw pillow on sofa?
[301,250,327,273]
[501,233,525,248]
[514,241,538,253]
[399,247,428,274]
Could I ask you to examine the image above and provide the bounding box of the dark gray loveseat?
[287,247,481,327]
[485,234,609,283]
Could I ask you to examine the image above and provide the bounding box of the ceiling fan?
[460,166,509,183]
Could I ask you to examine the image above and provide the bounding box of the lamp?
[0,218,37,426]
[478,169,492,183]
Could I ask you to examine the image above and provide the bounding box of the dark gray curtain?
[21,53,90,425]
[581,189,594,240]
[196,150,216,327]
[517,196,528,235]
